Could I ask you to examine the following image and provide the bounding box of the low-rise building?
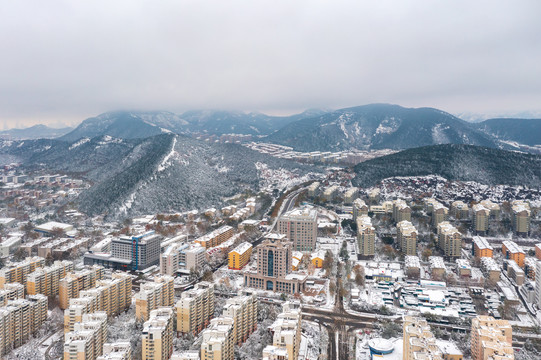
[160,243,206,276]
[195,226,235,249]
[505,260,525,286]
[405,256,421,279]
[228,242,253,270]
[429,257,447,280]
[502,240,525,267]
[472,236,493,258]
[480,258,501,284]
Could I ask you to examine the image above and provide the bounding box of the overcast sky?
[1,1,540,128]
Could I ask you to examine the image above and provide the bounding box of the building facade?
[276,207,318,253]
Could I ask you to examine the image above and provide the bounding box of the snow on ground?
[157,136,177,172]
[69,137,90,150]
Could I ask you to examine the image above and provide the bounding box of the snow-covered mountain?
[0,124,73,140]
[352,144,541,188]
[1,134,317,217]
[265,104,501,151]
[475,118,541,147]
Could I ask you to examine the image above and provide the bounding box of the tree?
[421,248,432,261]
[353,264,365,287]
[322,250,334,276]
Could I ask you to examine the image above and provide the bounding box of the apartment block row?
[194,225,235,249]
[59,266,106,309]
[64,312,108,360]
[64,273,132,333]
[262,302,302,360]
[0,256,45,288]
[135,275,175,322]
[0,294,48,356]
[26,260,74,297]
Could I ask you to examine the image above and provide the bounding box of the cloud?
[0,0,540,126]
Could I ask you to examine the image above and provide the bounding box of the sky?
[1,1,540,128]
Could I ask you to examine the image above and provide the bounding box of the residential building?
[228,242,253,270]
[0,256,45,288]
[262,302,301,360]
[194,226,235,249]
[161,243,206,276]
[170,351,200,360]
[502,240,525,267]
[176,282,215,336]
[524,257,536,280]
[26,260,74,297]
[97,342,133,360]
[352,198,369,222]
[471,316,513,360]
[405,256,421,279]
[200,317,234,360]
[310,250,325,268]
[84,231,162,271]
[456,259,471,278]
[437,222,462,258]
[357,215,375,257]
[0,294,48,356]
[472,236,493,258]
[344,187,359,204]
[221,294,258,345]
[307,182,320,197]
[142,307,174,360]
[480,200,500,218]
[0,283,24,305]
[135,275,175,321]
[59,266,105,309]
[397,221,417,256]
[64,312,108,360]
[322,185,339,202]
[244,238,306,294]
[429,257,446,280]
[505,260,525,286]
[481,258,501,284]
[450,201,469,220]
[536,244,541,261]
[472,204,490,234]
[403,316,443,360]
[512,200,531,235]
[424,198,440,215]
[368,188,380,204]
[393,199,411,223]
[276,207,318,252]
[432,203,449,227]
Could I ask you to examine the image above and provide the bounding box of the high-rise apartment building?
[437,222,462,258]
[403,316,443,360]
[176,282,215,336]
[480,200,500,218]
[59,266,105,309]
[0,256,45,288]
[262,302,301,360]
[200,317,234,360]
[471,316,513,360]
[472,204,490,234]
[135,275,175,321]
[393,199,411,223]
[221,294,257,345]
[0,283,24,305]
[142,307,174,360]
[352,198,369,222]
[276,207,318,252]
[450,201,469,220]
[512,200,531,235]
[97,342,132,360]
[160,243,206,276]
[432,203,449,227]
[357,215,375,256]
[26,260,74,297]
[397,221,417,256]
[243,238,306,294]
[64,312,108,360]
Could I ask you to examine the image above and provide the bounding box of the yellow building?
[432,203,449,227]
[310,251,325,268]
[437,222,462,258]
[97,342,133,360]
[471,316,513,360]
[451,201,469,220]
[403,316,443,360]
[195,226,234,249]
[228,242,253,270]
[59,266,105,309]
[0,256,45,288]
[0,282,25,305]
[200,317,234,360]
[64,312,108,360]
[135,275,175,321]
[502,240,525,268]
[393,199,411,223]
[0,294,48,356]
[221,294,258,345]
[512,200,531,235]
[142,307,174,360]
[397,221,418,256]
[176,282,215,336]
[262,302,301,360]
[357,215,375,256]
[472,236,493,258]
[26,260,73,297]
[472,204,490,234]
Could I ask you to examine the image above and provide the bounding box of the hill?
[352,144,541,188]
[475,118,541,147]
[266,104,499,151]
[0,125,73,140]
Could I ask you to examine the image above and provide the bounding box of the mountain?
[0,125,73,140]
[60,109,327,141]
[265,104,500,151]
[1,134,316,217]
[475,118,541,147]
[352,144,541,188]
[59,111,183,142]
